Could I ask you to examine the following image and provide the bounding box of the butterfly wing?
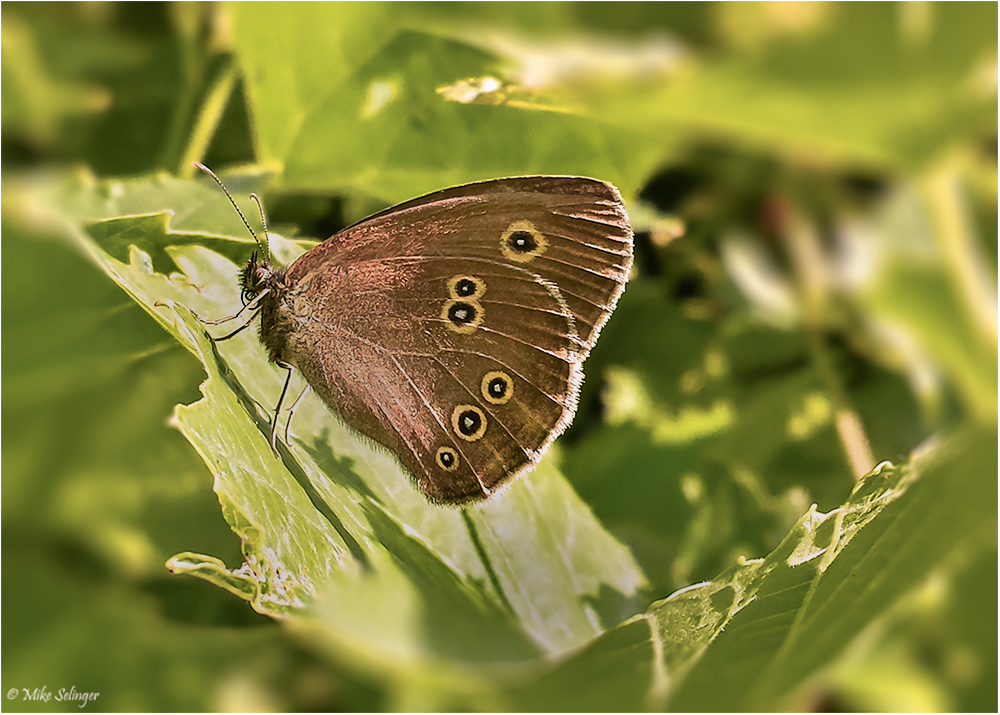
[279,177,632,504]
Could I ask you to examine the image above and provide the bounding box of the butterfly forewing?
[317,177,632,349]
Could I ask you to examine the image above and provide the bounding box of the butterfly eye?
[238,253,277,306]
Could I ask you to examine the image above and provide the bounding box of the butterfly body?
[237,176,632,505]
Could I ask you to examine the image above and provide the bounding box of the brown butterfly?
[196,164,633,505]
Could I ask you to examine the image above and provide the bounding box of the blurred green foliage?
[2,2,996,711]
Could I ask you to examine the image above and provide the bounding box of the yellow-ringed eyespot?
[481,371,514,405]
[452,405,487,441]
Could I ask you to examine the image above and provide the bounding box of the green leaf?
[230,8,656,202]
[662,425,996,710]
[24,169,649,696]
[567,3,997,169]
[511,424,994,711]
[231,2,399,163]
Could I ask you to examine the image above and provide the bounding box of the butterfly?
[196,164,633,505]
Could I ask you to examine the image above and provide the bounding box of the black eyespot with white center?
[435,446,459,472]
[452,405,487,441]
[501,220,548,263]
[442,299,483,334]
[447,274,486,300]
[481,371,514,405]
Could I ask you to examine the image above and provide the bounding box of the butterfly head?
[239,251,284,306]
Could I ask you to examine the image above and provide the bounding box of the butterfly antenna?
[192,161,269,256]
[249,193,271,257]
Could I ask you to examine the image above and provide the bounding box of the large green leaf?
[20,169,648,699]
[230,8,656,202]
[561,3,997,169]
[498,425,995,711]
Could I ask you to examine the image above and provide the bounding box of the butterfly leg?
[190,287,271,338]
[282,384,310,446]
[211,319,254,341]
[269,362,295,456]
